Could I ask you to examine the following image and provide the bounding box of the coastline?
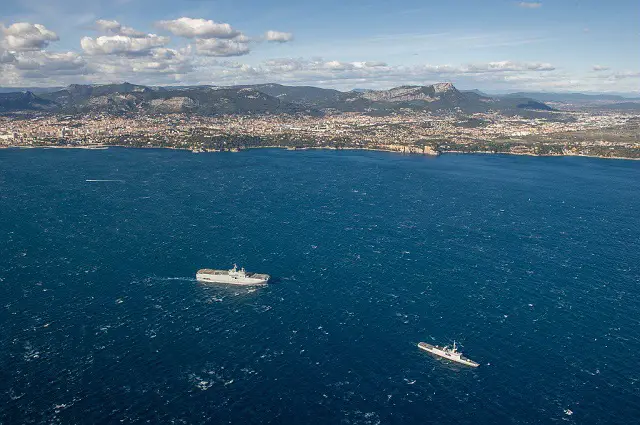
[3,143,639,161]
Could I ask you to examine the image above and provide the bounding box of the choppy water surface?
[1,148,639,424]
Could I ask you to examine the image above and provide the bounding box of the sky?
[1,0,639,93]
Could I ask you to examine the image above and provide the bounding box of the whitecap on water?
[341,410,381,425]
[195,379,213,391]
[23,342,40,361]
[9,389,25,401]
[188,373,214,391]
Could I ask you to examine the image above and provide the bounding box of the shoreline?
[2,143,639,161]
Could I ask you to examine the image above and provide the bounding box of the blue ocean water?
[1,148,639,424]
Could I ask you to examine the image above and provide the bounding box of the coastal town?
[1,109,639,159]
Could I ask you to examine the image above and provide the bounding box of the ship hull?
[418,342,480,367]
[196,269,269,286]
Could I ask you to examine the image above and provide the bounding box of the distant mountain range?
[0,87,63,94]
[594,102,640,111]
[498,92,640,111]
[501,92,640,103]
[0,82,555,116]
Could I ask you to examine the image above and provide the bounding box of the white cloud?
[118,26,148,38]
[518,2,542,8]
[72,46,194,86]
[6,51,89,80]
[233,34,251,43]
[81,34,169,55]
[324,60,354,71]
[611,71,640,80]
[194,57,566,91]
[156,17,240,39]
[1,23,59,51]
[463,61,555,73]
[363,61,388,68]
[195,39,250,57]
[261,58,304,73]
[127,48,192,74]
[265,31,294,43]
[95,20,148,38]
[45,19,195,84]
[96,19,122,32]
[592,65,610,72]
[0,18,635,94]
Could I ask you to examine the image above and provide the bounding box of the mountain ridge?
[0,82,554,116]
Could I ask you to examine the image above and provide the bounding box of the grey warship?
[418,341,480,367]
[196,264,269,285]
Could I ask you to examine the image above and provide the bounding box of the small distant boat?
[196,264,269,286]
[418,341,479,367]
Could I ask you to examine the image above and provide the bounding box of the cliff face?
[362,83,461,103]
[381,144,439,155]
[149,97,199,113]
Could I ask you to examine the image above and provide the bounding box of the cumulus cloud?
[264,31,293,43]
[83,20,170,56]
[195,39,251,57]
[81,34,169,55]
[20,52,87,75]
[518,2,542,8]
[0,22,91,84]
[3,51,90,80]
[95,19,122,33]
[86,47,193,85]
[592,65,610,72]
[1,23,59,51]
[156,17,240,39]
[118,27,149,38]
[94,20,150,38]
[128,48,192,74]
[57,19,198,83]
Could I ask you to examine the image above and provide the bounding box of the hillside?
[0,82,554,116]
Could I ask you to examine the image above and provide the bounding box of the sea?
[1,148,639,425]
